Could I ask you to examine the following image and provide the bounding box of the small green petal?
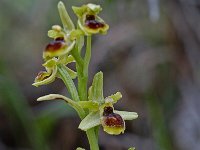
[42,58,57,68]
[47,30,64,39]
[72,4,102,18]
[72,5,87,18]
[108,92,122,103]
[87,3,102,14]
[114,110,138,120]
[78,111,101,131]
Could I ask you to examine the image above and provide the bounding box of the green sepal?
[42,58,57,68]
[90,71,104,103]
[37,94,85,118]
[70,29,84,40]
[58,1,75,31]
[114,110,138,120]
[78,111,100,131]
[78,101,99,111]
[72,4,102,18]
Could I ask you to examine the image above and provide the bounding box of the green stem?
[71,48,84,69]
[76,35,92,101]
[86,129,100,150]
[83,35,99,150]
[84,35,92,77]
[59,36,99,149]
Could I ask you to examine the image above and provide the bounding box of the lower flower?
[101,106,125,135]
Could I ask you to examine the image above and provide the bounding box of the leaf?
[114,110,138,120]
[78,111,100,131]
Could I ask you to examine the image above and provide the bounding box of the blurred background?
[0,0,200,150]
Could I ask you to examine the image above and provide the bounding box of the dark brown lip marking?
[55,37,64,41]
[104,113,124,127]
[85,14,105,29]
[103,106,124,127]
[35,71,49,81]
[45,40,65,52]
[103,106,113,116]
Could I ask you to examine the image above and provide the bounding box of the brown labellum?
[103,106,124,127]
[45,38,66,52]
[35,71,49,81]
[85,14,105,29]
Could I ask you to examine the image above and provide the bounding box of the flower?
[72,3,109,35]
[33,56,77,87]
[78,95,138,135]
[32,58,58,87]
[78,72,138,135]
[43,36,75,59]
[43,1,77,60]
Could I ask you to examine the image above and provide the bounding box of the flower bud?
[52,25,62,32]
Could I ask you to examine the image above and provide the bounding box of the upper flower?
[72,3,109,35]
[43,36,75,59]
